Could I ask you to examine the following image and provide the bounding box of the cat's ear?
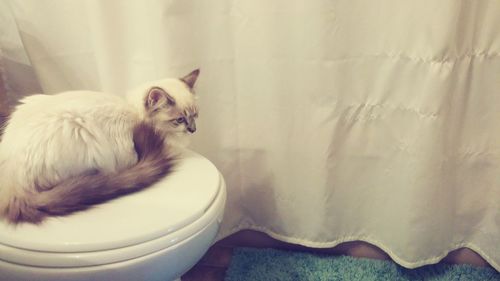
[146,87,175,110]
[180,69,200,89]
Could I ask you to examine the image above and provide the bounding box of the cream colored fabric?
[2,0,499,270]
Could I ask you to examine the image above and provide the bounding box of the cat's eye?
[176,117,186,124]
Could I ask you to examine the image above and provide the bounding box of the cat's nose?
[187,122,196,133]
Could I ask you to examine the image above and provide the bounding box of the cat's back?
[0,90,140,188]
[10,91,134,129]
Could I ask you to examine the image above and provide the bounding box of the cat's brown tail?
[5,122,176,224]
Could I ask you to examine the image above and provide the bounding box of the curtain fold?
[1,0,499,270]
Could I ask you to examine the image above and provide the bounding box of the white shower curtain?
[1,0,499,271]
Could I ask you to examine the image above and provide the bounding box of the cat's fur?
[0,69,200,224]
[0,108,9,140]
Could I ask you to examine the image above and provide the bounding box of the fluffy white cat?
[0,69,200,224]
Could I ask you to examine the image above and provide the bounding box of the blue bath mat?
[225,247,500,281]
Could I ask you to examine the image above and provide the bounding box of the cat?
[0,69,200,224]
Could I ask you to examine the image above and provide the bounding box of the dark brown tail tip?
[5,197,44,224]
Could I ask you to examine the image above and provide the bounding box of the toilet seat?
[0,149,225,268]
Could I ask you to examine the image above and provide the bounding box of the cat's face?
[144,69,200,136]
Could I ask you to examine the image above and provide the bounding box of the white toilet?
[0,149,226,281]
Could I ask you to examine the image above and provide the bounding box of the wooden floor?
[181,230,492,281]
[181,244,233,281]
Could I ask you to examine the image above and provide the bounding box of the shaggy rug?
[225,247,499,281]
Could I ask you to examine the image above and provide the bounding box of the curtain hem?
[216,223,499,272]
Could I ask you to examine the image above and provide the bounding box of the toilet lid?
[0,149,222,253]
